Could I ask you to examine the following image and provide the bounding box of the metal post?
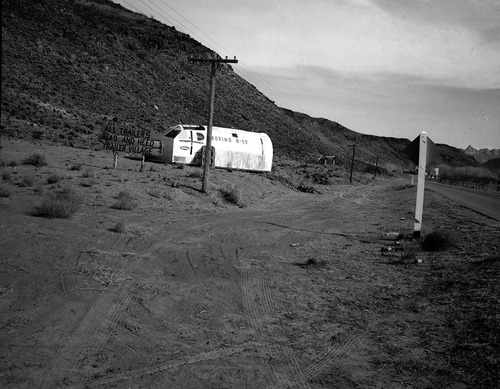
[413,132,428,238]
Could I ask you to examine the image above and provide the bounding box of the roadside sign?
[99,122,162,157]
[404,132,438,238]
[403,133,439,166]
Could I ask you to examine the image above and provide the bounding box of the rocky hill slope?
[1,0,479,169]
[464,145,500,164]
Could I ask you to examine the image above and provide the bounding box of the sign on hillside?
[100,121,162,156]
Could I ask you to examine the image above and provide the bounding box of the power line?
[115,0,307,113]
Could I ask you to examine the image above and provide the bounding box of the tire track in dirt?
[40,282,135,387]
[39,229,165,388]
[300,335,357,382]
[239,209,361,388]
[235,225,312,389]
[82,241,242,387]
[67,287,136,388]
[240,267,282,386]
[39,291,116,388]
[93,341,260,386]
[241,266,311,389]
[336,185,374,205]
[72,235,184,388]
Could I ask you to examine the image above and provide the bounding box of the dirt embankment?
[0,140,498,388]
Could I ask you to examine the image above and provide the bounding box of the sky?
[114,0,500,150]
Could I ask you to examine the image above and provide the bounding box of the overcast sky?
[114,0,500,149]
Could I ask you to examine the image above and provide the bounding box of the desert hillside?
[1,0,479,169]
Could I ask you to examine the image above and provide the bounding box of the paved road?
[426,181,500,221]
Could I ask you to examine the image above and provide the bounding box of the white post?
[413,132,428,238]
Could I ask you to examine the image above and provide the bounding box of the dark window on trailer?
[165,130,181,138]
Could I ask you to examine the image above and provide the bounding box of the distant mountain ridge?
[0,0,479,169]
[464,146,500,163]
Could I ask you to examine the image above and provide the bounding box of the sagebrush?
[37,187,80,218]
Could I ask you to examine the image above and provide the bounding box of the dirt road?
[1,141,498,388]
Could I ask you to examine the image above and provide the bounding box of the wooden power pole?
[349,143,356,183]
[190,52,238,193]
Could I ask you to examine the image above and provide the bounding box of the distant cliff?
[464,146,500,164]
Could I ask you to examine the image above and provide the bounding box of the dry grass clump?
[19,173,36,187]
[187,170,203,179]
[148,188,162,198]
[69,163,82,171]
[220,186,241,206]
[0,186,11,197]
[305,258,327,268]
[422,230,455,251]
[2,171,12,181]
[82,167,94,178]
[110,222,127,234]
[37,186,80,218]
[47,174,63,184]
[294,257,327,269]
[112,190,138,210]
[23,153,47,167]
[80,177,97,187]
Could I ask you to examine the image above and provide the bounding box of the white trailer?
[148,124,273,172]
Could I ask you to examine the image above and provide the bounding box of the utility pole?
[373,156,379,179]
[190,52,238,193]
[349,143,356,183]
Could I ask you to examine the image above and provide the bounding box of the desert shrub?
[422,230,455,251]
[148,188,162,198]
[266,171,295,187]
[2,171,12,181]
[23,153,47,167]
[20,173,36,187]
[110,222,126,234]
[80,177,97,187]
[400,243,421,262]
[37,187,80,218]
[312,172,331,185]
[70,163,82,171]
[220,187,241,205]
[47,174,63,184]
[304,258,326,268]
[187,170,203,179]
[365,164,388,176]
[0,186,11,197]
[34,185,45,195]
[82,167,94,178]
[112,190,138,210]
